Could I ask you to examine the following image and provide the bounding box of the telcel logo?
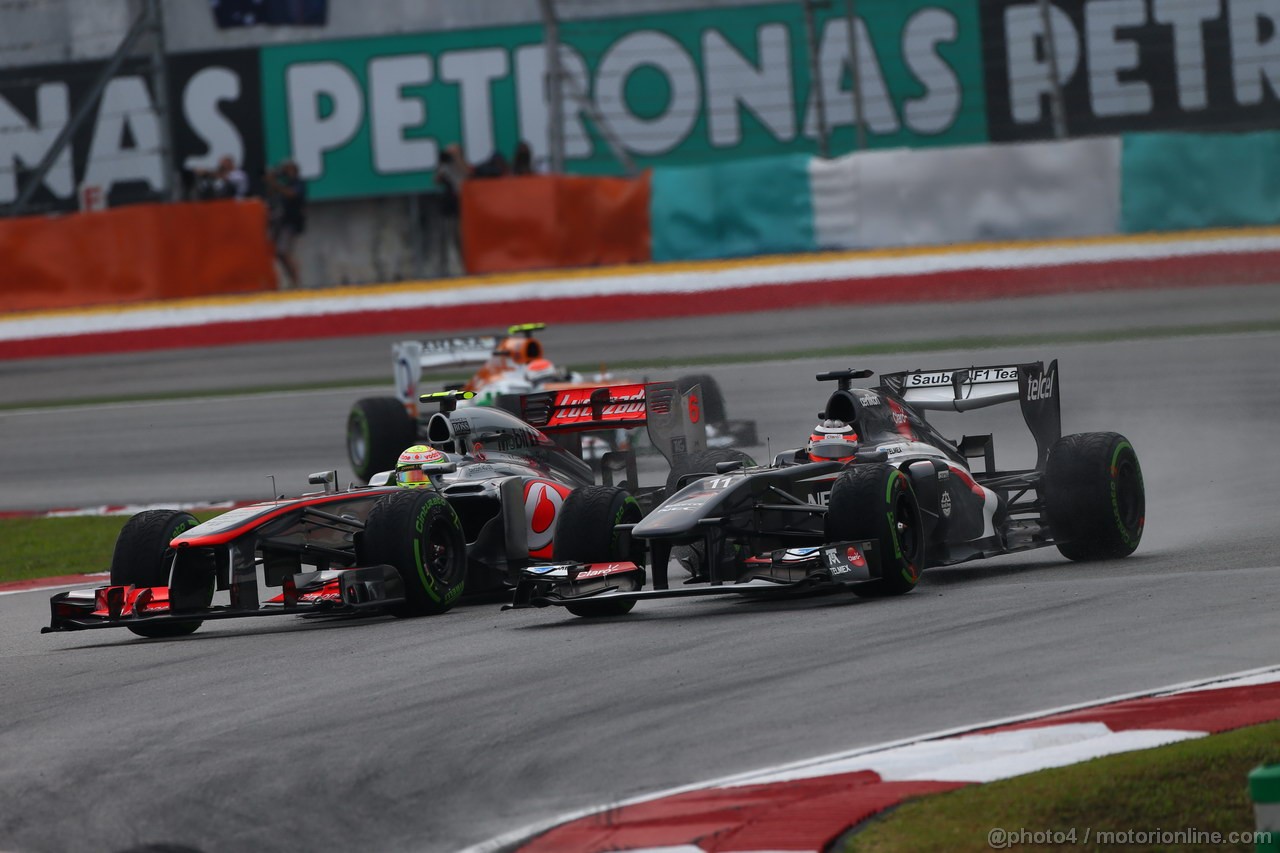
[1026,371,1055,401]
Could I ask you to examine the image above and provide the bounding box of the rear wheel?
[552,486,644,617]
[665,448,755,495]
[363,490,467,616]
[1044,432,1145,561]
[347,397,417,482]
[110,510,208,638]
[677,373,727,424]
[826,464,925,597]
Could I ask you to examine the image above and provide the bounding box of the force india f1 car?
[508,359,1146,615]
[43,381,708,638]
[345,323,756,481]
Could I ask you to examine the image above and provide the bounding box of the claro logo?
[1026,370,1056,402]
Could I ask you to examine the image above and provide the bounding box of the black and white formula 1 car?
[44,381,706,638]
[507,360,1146,616]
[345,322,756,481]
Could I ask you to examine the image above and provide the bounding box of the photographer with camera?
[265,160,307,289]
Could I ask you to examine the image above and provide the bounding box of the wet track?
[3,286,1280,852]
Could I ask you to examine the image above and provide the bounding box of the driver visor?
[397,467,431,485]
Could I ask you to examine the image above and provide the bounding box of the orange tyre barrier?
[460,173,651,275]
[0,200,276,313]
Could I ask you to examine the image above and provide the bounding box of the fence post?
[801,0,829,158]
[1036,0,1069,139]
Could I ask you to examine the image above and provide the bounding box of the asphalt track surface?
[3,285,1280,853]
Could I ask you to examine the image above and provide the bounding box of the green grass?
[843,721,1280,852]
[0,513,219,584]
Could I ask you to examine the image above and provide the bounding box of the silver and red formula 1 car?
[44,380,708,637]
[508,359,1146,616]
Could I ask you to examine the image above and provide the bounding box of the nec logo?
[1026,371,1055,402]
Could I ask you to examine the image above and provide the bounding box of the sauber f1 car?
[508,359,1145,616]
[44,381,707,637]
[346,322,756,481]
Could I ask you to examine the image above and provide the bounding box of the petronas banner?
[257,1,987,200]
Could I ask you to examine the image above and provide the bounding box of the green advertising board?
[260,1,986,201]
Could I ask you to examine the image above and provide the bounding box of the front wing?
[42,565,406,633]
[505,540,880,610]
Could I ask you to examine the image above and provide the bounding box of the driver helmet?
[525,357,558,385]
[807,419,859,462]
[395,444,448,488]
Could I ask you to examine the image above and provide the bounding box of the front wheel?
[1044,432,1145,561]
[110,510,208,638]
[552,486,644,617]
[347,397,417,482]
[826,464,925,597]
[363,490,467,616]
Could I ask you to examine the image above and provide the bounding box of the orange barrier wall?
[460,174,650,275]
[0,200,276,313]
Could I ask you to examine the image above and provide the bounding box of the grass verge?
[843,720,1280,852]
[0,513,218,584]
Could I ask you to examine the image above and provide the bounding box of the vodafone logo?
[524,481,571,552]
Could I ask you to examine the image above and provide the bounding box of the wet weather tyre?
[110,510,206,638]
[1044,432,1145,561]
[677,374,727,425]
[665,448,756,496]
[826,464,925,597]
[363,490,467,617]
[347,397,416,482]
[552,486,644,617]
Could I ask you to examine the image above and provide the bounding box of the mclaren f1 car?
[508,359,1145,616]
[44,380,708,637]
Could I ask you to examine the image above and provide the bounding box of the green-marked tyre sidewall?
[364,490,466,616]
[826,463,924,597]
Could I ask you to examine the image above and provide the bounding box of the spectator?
[471,149,509,179]
[193,155,249,200]
[265,160,307,288]
[219,155,250,199]
[435,143,469,275]
[512,140,534,176]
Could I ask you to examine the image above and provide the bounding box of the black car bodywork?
[509,360,1146,614]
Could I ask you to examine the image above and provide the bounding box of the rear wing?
[505,381,707,469]
[880,361,1061,468]
[392,337,497,412]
